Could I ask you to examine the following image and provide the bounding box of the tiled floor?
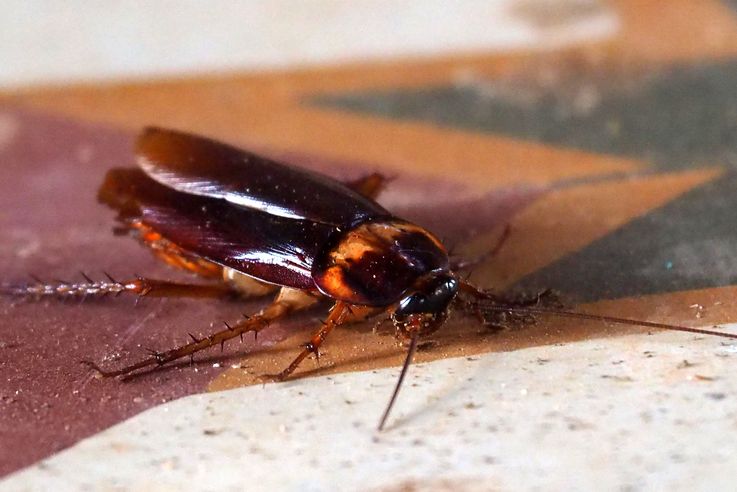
[3,1,737,490]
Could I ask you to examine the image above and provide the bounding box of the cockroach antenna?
[378,330,420,431]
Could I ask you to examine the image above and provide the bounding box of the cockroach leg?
[263,301,382,382]
[123,219,224,279]
[82,287,321,378]
[345,172,391,200]
[81,314,271,378]
[456,281,561,309]
[2,275,233,301]
[457,280,737,341]
[127,277,234,299]
[450,224,511,272]
[263,301,351,381]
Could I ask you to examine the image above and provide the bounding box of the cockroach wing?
[99,169,337,290]
[136,127,389,226]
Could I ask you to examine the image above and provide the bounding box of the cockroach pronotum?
[4,127,736,430]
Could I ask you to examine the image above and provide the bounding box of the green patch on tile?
[312,60,737,170]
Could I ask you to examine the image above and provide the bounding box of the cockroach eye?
[395,274,459,316]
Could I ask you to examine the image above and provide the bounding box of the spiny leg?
[457,280,737,340]
[268,301,369,381]
[1,273,233,301]
[456,280,563,327]
[122,219,224,279]
[458,281,562,309]
[83,287,320,378]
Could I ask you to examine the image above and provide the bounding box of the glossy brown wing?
[136,127,390,226]
[99,168,337,290]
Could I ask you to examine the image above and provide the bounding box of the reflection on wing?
[99,168,337,289]
[136,127,389,226]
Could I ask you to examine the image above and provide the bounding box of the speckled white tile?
[4,329,736,492]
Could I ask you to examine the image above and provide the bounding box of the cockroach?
[4,127,736,430]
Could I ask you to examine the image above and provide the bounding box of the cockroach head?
[392,273,458,339]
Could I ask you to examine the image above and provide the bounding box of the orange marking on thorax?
[321,266,362,301]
